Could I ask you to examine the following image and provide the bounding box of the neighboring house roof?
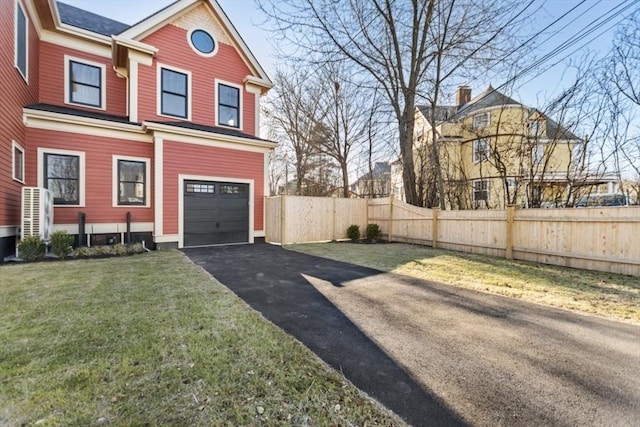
[356,162,391,182]
[458,85,521,116]
[57,2,130,36]
[544,117,580,140]
[416,85,581,140]
[146,121,274,143]
[24,103,138,125]
[417,106,458,122]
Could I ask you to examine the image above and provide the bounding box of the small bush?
[73,246,92,258]
[366,223,381,241]
[18,235,46,261]
[50,231,74,259]
[347,225,360,241]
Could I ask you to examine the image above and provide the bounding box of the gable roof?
[57,2,130,36]
[118,0,271,86]
[458,85,521,116]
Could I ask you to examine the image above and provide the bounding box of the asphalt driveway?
[183,243,640,427]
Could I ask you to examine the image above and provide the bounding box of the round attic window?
[190,29,216,55]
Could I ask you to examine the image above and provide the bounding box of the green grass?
[0,251,402,426]
[288,243,640,323]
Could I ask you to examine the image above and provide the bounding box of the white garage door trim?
[178,174,254,248]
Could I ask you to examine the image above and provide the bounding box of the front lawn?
[0,251,402,426]
[288,243,640,323]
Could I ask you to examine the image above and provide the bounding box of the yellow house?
[413,85,616,209]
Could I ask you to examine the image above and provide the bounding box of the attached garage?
[183,180,250,247]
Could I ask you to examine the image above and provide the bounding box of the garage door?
[183,180,249,246]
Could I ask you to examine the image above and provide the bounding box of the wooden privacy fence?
[265,195,640,276]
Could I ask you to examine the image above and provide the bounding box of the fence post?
[506,205,515,259]
[280,195,286,245]
[387,196,394,242]
[432,208,439,249]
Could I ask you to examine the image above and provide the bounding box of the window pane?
[191,30,215,54]
[16,5,27,77]
[46,154,78,179]
[219,105,239,127]
[71,62,100,86]
[162,93,187,117]
[71,85,100,106]
[48,178,78,204]
[219,84,239,107]
[118,160,145,205]
[162,69,187,95]
[14,147,24,181]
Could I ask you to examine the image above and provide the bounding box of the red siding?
[138,24,256,134]
[38,42,127,117]
[163,141,264,234]
[0,0,39,226]
[25,128,154,225]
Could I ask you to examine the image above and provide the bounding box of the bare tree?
[264,68,324,195]
[258,0,532,206]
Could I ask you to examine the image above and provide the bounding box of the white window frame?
[38,147,86,207]
[157,63,192,121]
[64,55,107,110]
[12,140,25,183]
[187,28,219,58]
[112,155,151,208]
[532,143,544,165]
[473,112,490,129]
[473,138,490,163]
[506,177,517,189]
[14,0,28,82]
[215,79,243,130]
[472,179,490,203]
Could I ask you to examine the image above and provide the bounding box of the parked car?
[575,194,629,207]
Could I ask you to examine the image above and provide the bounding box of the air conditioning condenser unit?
[22,187,54,241]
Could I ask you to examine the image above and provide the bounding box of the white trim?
[129,59,139,122]
[178,174,254,248]
[154,137,164,238]
[157,63,192,121]
[473,111,490,129]
[112,155,151,208]
[41,29,111,58]
[154,234,179,243]
[12,140,26,184]
[117,0,272,86]
[186,28,219,58]
[14,0,28,83]
[215,79,243,130]
[0,225,19,238]
[37,147,86,207]
[23,109,150,142]
[64,55,107,111]
[254,230,265,238]
[144,123,276,153]
[53,222,154,235]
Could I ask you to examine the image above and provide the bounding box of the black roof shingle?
[57,2,130,36]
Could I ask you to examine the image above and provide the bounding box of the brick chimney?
[456,85,471,107]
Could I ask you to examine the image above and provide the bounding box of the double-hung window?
[160,67,189,118]
[15,0,28,81]
[69,60,102,107]
[473,112,490,129]
[217,83,240,128]
[12,141,25,183]
[116,159,147,206]
[473,179,490,202]
[473,138,490,163]
[44,153,80,205]
[532,144,544,165]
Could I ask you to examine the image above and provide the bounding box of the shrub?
[366,223,381,241]
[18,235,46,261]
[50,231,74,259]
[346,225,360,241]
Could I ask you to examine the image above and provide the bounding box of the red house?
[0,0,275,259]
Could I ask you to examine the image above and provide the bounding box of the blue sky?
[59,0,631,108]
